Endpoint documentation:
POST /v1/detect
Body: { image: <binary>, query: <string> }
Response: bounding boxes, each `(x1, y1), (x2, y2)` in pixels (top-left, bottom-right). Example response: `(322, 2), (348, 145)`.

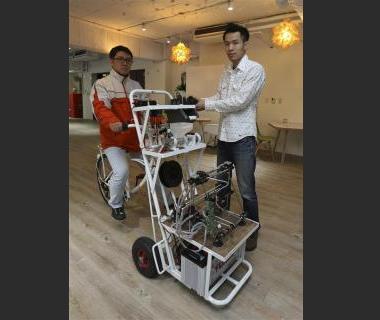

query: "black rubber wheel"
(159, 160), (183, 188)
(96, 154), (112, 206)
(132, 237), (161, 278)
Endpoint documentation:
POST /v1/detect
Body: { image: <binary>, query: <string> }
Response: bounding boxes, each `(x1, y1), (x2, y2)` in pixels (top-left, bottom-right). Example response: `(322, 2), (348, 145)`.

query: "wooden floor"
(69, 119), (303, 320)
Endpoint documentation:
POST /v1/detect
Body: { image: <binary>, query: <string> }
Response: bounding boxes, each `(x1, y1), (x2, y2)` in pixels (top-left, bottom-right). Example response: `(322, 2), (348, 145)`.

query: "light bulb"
(227, 0), (234, 11)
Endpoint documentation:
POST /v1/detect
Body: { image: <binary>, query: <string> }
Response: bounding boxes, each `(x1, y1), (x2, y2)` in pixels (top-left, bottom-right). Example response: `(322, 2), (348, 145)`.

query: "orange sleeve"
(92, 86), (120, 128)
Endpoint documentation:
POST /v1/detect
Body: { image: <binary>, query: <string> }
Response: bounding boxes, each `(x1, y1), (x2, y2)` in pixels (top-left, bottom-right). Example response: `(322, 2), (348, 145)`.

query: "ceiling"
(69, 0), (298, 42)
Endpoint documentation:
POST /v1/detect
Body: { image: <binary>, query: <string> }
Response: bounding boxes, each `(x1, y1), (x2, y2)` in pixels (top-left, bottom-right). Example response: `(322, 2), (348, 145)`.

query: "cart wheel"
(132, 237), (161, 278)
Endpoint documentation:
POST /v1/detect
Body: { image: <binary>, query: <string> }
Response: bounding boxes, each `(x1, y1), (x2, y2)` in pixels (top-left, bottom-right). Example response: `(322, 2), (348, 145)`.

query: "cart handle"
(121, 123), (136, 131)
(129, 89), (174, 104)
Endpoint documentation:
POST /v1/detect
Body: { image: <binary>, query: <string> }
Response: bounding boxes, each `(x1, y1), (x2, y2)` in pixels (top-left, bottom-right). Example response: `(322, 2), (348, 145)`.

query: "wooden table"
(195, 118), (212, 142)
(268, 121), (303, 163)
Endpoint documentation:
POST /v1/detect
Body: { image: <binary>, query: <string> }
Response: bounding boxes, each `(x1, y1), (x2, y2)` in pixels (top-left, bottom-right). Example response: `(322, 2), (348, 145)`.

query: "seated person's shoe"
(246, 231), (258, 252)
(111, 207), (126, 220)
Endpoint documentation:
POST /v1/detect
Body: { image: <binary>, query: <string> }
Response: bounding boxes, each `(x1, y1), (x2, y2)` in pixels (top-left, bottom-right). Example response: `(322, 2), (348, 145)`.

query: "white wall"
(186, 64), (225, 124)
(253, 40), (303, 156)
(188, 37), (303, 156)
(165, 58), (200, 95)
(69, 17), (164, 60)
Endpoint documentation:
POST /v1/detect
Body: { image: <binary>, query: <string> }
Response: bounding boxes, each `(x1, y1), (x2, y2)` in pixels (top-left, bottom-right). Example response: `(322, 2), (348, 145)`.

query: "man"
(90, 45), (142, 221)
(196, 23), (266, 251)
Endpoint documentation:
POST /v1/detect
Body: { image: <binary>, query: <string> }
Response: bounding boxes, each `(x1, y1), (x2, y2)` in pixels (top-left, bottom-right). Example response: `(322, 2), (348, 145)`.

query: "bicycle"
(95, 143), (148, 206)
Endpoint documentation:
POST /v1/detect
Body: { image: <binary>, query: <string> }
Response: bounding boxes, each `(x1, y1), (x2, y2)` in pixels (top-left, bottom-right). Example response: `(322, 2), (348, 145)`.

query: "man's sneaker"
(111, 207), (126, 220)
(246, 230), (258, 251)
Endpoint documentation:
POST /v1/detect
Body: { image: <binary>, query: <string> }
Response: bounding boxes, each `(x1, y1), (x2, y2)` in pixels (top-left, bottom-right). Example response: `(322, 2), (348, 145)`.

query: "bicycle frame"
(96, 144), (148, 200)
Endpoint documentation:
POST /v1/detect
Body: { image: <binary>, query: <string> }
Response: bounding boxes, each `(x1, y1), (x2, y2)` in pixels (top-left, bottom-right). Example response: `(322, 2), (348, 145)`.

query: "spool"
(158, 160), (183, 188)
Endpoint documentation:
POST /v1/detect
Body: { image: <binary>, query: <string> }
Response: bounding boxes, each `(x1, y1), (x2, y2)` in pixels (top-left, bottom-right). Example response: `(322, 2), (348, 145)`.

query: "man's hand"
(196, 99), (205, 111)
(109, 122), (123, 132)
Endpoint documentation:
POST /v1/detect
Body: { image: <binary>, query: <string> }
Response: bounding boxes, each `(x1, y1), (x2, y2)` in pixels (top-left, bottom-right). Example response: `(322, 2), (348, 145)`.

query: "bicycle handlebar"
(121, 123), (136, 131)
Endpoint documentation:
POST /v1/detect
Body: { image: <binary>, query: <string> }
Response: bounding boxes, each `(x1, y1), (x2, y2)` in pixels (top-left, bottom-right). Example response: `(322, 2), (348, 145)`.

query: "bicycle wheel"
(96, 154), (147, 205)
(96, 153), (112, 206)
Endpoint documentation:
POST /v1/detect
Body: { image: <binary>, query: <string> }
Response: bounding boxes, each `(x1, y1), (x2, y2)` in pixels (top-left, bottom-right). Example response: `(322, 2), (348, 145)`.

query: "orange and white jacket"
(90, 69), (142, 152)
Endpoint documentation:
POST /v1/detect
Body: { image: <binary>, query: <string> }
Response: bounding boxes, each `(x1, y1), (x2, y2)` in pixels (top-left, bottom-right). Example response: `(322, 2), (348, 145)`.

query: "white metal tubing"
(157, 240), (168, 273)
(131, 109), (145, 149)
(166, 265), (182, 282)
(157, 217), (177, 270)
(152, 240), (167, 275)
(129, 89), (174, 102)
(203, 252), (213, 298)
(141, 152), (177, 271)
(146, 178), (157, 242)
(141, 154), (156, 196)
(132, 105), (196, 112)
(142, 154), (163, 219)
(227, 276), (239, 286)
(206, 259), (253, 306)
(208, 258), (242, 297)
(131, 158), (145, 167)
(159, 182), (170, 214)
(151, 157), (162, 190)
(141, 110), (150, 144)
(142, 143), (206, 159)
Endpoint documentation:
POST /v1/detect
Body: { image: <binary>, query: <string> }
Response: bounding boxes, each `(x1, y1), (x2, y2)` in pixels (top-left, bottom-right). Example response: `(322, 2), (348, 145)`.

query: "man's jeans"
(217, 136), (259, 223)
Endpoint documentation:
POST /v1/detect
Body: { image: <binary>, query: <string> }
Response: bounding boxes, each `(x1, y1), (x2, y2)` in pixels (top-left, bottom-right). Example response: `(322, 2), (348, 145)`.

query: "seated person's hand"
(109, 122), (123, 132)
(196, 99), (205, 111)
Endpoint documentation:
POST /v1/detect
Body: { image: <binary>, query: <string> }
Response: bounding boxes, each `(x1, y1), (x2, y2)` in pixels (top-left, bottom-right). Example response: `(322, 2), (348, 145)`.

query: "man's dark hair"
(109, 45), (133, 59)
(223, 23), (250, 42)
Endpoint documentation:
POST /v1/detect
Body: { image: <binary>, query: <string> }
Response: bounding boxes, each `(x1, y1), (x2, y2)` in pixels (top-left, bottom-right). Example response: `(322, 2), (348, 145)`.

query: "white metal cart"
(128, 89), (259, 306)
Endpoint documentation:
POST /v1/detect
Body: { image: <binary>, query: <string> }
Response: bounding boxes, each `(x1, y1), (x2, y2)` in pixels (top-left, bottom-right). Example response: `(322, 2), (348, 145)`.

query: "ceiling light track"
(118, 0), (231, 31)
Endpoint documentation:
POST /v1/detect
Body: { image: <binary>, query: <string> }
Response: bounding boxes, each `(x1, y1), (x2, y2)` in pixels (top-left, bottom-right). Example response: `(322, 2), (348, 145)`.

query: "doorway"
(130, 69), (145, 89)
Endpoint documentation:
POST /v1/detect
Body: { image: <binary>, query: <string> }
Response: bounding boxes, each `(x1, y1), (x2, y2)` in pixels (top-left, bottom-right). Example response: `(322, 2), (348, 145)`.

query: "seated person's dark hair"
(109, 45), (133, 59)
(223, 23), (250, 42)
